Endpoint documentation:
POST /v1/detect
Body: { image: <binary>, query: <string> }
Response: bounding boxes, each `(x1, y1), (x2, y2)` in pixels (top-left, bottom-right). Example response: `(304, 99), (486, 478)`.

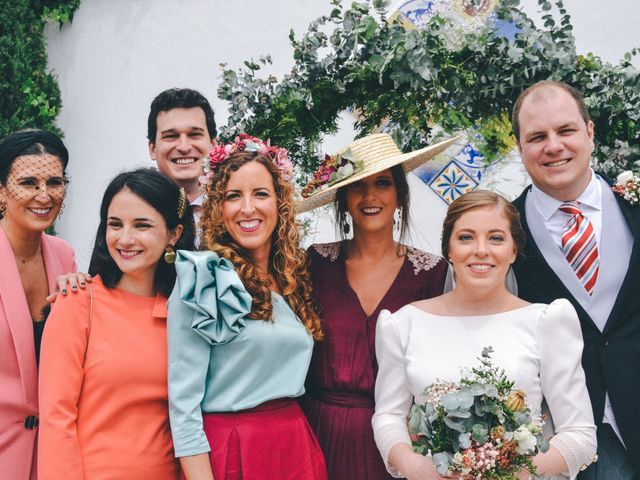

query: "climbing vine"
(0, 0), (81, 138)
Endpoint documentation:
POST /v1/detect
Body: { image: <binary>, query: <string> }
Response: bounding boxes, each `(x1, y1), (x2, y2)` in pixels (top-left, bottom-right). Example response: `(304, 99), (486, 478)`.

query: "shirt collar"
(531, 169), (601, 220)
(190, 193), (205, 207)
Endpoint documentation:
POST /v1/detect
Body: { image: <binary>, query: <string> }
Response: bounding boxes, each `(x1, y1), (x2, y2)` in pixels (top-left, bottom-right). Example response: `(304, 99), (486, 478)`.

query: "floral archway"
(217, 0), (639, 187)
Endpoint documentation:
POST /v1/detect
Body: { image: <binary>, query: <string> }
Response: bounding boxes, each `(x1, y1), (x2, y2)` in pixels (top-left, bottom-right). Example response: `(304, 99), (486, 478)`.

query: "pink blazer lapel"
(42, 234), (68, 294)
(0, 228), (37, 409)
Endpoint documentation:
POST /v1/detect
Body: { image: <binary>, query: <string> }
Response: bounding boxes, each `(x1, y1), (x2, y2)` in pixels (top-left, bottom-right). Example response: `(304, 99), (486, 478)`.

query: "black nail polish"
(61, 289), (67, 294)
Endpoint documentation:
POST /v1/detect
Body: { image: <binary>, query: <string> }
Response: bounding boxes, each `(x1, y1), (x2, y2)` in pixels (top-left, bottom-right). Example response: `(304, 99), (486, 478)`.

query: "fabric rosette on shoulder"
(174, 250), (252, 344)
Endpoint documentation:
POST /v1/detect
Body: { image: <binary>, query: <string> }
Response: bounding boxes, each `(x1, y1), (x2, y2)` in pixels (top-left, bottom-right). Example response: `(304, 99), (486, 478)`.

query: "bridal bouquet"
(407, 347), (549, 479)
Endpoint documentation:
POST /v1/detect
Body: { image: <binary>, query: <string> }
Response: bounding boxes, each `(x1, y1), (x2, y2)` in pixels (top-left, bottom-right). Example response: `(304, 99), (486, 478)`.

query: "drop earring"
(164, 245), (176, 264)
(394, 208), (402, 236)
(343, 219), (350, 235)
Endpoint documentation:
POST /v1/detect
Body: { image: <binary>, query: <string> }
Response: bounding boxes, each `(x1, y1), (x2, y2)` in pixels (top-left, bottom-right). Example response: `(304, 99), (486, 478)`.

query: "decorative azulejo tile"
(453, 142), (496, 184)
(429, 160), (478, 204)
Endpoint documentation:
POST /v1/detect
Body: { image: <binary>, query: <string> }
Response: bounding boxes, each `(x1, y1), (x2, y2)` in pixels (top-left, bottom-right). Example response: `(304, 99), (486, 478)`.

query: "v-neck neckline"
(339, 247), (408, 318)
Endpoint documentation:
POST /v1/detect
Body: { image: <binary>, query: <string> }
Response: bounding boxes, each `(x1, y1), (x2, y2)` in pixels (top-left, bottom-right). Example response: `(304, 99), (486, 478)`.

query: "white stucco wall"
(44, 0), (640, 267)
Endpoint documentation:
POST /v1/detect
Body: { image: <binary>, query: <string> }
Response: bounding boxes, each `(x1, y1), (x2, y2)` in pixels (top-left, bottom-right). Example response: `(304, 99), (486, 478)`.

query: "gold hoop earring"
(164, 245), (176, 264)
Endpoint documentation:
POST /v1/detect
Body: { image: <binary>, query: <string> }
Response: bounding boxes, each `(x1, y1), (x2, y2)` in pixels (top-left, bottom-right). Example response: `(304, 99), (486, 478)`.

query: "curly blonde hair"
(200, 151), (323, 340)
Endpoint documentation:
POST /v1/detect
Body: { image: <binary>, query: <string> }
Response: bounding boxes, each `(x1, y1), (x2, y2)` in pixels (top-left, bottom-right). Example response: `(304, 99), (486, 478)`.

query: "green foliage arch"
(218, 0), (639, 178)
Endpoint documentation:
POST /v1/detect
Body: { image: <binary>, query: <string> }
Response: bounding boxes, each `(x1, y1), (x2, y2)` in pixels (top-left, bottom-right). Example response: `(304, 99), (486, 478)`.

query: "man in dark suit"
(511, 80), (639, 479)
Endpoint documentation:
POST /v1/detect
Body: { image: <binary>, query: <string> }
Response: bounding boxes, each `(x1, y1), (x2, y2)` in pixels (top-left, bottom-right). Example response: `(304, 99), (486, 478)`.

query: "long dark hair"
(0, 129), (69, 184)
(334, 164), (410, 243)
(88, 168), (195, 297)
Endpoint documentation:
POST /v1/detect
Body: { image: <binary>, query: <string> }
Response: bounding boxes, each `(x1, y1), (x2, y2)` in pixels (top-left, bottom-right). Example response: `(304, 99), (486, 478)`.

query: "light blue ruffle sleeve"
(167, 250), (252, 457)
(173, 249), (252, 344)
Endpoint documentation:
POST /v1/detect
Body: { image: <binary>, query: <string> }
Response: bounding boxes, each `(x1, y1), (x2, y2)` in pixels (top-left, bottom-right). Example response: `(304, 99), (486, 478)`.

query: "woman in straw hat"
(298, 133), (457, 479)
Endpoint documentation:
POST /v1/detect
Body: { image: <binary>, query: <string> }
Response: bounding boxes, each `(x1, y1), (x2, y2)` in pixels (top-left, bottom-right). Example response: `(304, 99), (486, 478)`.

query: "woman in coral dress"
(38, 169), (193, 479)
(298, 133), (456, 479)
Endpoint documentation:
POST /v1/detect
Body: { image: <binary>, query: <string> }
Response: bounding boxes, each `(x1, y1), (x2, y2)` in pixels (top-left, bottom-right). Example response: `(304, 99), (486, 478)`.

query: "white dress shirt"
(190, 193), (205, 247)
(529, 170), (603, 248)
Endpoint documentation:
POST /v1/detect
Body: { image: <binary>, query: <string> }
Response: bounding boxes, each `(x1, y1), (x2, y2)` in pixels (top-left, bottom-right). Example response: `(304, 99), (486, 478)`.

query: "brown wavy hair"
(441, 190), (526, 261)
(200, 151), (323, 340)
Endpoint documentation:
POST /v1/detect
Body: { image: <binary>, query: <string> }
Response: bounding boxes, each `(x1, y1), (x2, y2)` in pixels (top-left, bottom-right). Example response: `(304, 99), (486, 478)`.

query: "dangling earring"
(0, 200), (6, 218)
(342, 212), (351, 235)
(164, 245), (176, 264)
(342, 218), (350, 235)
(58, 202), (65, 217)
(394, 208), (402, 237)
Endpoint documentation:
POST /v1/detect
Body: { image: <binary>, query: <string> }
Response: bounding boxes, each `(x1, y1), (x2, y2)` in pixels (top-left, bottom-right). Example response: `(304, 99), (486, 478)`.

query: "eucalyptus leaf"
(432, 453), (451, 476)
(472, 423), (489, 444)
(447, 409), (472, 419)
(458, 432), (472, 449)
(216, 0), (640, 178)
(443, 416), (465, 433)
(441, 393), (461, 411)
(457, 389), (475, 409)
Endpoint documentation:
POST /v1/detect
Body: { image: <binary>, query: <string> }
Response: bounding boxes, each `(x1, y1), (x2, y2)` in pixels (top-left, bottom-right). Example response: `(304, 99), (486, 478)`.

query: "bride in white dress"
(372, 190), (597, 480)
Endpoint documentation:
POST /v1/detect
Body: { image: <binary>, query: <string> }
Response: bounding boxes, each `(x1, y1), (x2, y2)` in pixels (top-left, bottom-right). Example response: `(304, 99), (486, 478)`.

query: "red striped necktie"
(559, 201), (599, 295)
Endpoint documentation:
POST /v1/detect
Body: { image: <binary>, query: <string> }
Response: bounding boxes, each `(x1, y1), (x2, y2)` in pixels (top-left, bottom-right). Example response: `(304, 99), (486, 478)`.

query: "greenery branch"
(217, 0), (639, 180)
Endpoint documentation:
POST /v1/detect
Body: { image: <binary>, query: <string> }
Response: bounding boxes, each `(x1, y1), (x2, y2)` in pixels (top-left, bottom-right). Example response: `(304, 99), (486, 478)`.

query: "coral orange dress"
(38, 276), (179, 480)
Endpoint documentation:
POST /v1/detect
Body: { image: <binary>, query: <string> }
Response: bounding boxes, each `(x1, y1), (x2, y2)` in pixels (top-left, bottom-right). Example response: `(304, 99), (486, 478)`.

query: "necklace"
(15, 246), (42, 264)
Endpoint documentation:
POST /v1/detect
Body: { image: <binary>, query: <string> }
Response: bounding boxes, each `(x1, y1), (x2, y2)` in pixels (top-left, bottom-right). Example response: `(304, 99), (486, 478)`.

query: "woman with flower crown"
(39, 168), (194, 479)
(167, 136), (327, 479)
(297, 133), (457, 480)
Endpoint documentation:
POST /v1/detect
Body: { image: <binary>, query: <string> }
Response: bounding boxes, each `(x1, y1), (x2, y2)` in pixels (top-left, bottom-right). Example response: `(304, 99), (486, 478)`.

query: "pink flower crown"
(200, 133), (293, 187)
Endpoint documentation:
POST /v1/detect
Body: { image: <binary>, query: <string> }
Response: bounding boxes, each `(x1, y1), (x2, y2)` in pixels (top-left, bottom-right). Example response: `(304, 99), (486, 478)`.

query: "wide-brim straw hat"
(296, 133), (459, 213)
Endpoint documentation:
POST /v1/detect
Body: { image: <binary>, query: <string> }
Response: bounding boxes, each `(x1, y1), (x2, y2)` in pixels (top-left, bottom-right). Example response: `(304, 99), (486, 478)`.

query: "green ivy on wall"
(0, 0), (80, 139)
(218, 0), (639, 178)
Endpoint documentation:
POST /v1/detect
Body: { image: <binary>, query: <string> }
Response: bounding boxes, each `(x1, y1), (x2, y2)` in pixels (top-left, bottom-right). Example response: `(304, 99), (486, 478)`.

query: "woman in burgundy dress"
(298, 133), (457, 479)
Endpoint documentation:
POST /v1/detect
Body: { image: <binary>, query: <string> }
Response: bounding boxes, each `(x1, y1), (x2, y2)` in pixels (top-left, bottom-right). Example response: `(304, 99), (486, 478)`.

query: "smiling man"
(511, 81), (640, 479)
(147, 88), (216, 210)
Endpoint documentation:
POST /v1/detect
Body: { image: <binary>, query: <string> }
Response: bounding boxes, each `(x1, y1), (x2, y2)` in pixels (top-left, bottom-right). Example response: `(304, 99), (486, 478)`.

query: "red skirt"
(200, 398), (327, 480)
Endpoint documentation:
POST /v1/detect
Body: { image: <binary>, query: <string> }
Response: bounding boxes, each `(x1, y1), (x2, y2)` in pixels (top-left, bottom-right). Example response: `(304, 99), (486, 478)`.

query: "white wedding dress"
(372, 299), (597, 479)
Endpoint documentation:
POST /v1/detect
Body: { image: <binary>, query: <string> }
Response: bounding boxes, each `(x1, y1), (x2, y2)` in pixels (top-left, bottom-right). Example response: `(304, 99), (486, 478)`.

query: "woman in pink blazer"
(0, 130), (76, 480)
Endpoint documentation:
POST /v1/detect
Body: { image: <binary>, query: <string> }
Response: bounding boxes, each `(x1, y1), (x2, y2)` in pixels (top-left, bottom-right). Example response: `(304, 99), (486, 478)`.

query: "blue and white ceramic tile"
(389, 0), (515, 37)
(452, 142), (499, 184)
(392, 0), (437, 29)
(428, 160), (478, 204)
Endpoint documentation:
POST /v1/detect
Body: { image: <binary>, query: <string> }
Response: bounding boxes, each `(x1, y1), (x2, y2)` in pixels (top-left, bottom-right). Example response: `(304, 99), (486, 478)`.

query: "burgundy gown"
(301, 241), (448, 480)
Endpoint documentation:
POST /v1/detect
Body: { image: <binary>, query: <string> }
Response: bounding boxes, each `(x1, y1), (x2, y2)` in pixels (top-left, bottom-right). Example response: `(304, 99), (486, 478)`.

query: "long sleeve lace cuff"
(550, 431), (597, 479)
